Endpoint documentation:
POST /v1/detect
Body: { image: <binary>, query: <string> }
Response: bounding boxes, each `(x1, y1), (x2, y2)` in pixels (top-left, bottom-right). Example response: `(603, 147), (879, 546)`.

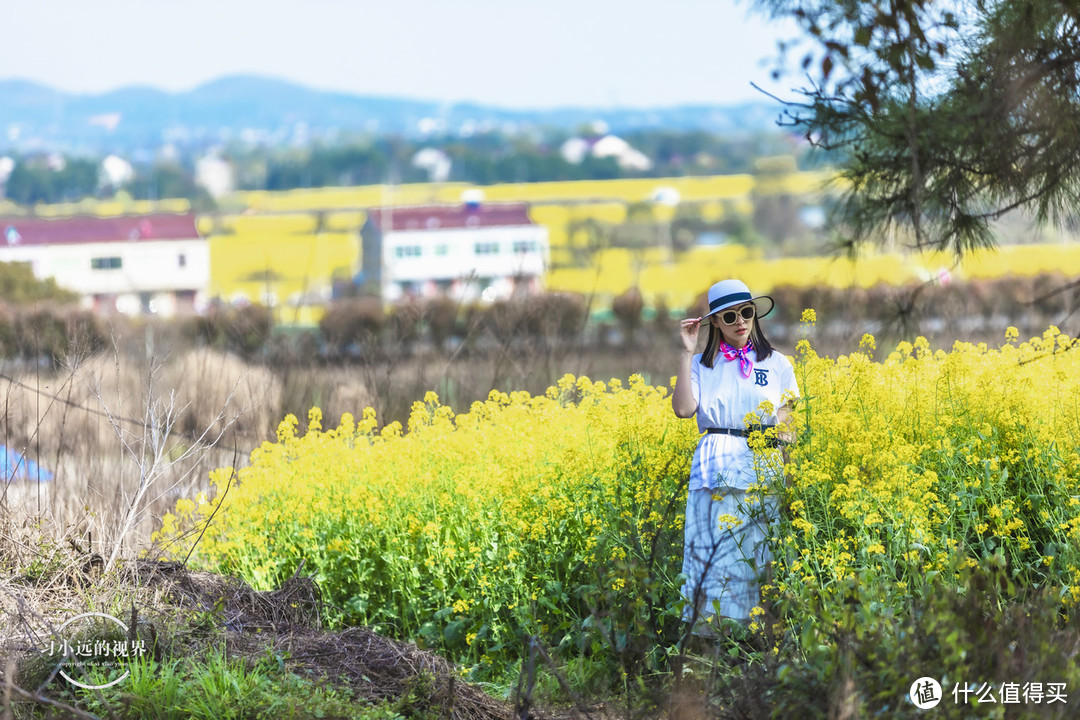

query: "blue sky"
(1, 0), (799, 108)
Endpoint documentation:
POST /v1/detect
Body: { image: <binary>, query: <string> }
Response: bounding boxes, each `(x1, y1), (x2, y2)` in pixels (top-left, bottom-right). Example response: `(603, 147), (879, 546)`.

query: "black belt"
(706, 425), (783, 447)
(706, 425), (775, 437)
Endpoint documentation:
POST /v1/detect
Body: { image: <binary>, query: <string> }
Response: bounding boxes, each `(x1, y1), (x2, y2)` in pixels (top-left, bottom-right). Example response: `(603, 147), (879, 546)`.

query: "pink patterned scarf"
(720, 340), (754, 378)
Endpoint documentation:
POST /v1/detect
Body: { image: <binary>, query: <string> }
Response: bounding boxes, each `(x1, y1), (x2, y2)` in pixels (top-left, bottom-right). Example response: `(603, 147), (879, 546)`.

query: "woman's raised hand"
(679, 317), (703, 354)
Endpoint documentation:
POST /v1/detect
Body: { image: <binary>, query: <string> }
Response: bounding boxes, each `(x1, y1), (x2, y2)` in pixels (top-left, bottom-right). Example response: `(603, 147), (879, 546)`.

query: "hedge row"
(316, 292), (589, 358)
(0, 304), (105, 364)
(3, 272), (1073, 365)
(311, 272), (1076, 356)
(758, 272), (1077, 327)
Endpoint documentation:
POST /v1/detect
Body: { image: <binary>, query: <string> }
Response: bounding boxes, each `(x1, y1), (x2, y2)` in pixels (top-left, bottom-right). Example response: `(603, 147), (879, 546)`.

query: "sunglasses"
(717, 305), (756, 325)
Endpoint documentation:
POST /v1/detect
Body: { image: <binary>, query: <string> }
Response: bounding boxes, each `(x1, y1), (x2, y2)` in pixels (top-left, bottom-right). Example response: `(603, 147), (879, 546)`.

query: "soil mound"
(1, 558), (509, 720)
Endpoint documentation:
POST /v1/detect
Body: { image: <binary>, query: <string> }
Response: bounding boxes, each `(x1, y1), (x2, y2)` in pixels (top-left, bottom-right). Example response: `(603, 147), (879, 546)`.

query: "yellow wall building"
(207, 214), (361, 324)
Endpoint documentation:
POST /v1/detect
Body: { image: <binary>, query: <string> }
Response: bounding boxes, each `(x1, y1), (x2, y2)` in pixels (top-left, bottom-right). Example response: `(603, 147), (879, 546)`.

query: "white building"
(360, 203), (549, 303)
(195, 154), (236, 199)
(100, 155), (135, 189)
(590, 135), (653, 172)
(560, 137), (590, 164)
(0, 213), (208, 316)
(559, 133), (653, 172)
(411, 148), (452, 183)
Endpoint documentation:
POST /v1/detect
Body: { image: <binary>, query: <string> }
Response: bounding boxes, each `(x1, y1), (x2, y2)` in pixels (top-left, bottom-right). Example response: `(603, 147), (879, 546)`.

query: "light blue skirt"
(681, 486), (777, 623)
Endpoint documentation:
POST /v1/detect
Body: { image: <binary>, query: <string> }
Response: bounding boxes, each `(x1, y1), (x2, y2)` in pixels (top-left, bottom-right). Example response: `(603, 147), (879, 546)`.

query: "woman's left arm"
(777, 402), (795, 445)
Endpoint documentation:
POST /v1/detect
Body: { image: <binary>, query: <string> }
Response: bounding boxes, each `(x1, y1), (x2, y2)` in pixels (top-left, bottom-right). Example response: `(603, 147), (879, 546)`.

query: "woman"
(672, 278), (799, 634)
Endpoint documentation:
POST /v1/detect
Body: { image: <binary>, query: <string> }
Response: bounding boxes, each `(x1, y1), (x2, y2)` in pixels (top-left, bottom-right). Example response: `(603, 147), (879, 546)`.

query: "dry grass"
(0, 545), (513, 720)
(0, 346), (280, 552)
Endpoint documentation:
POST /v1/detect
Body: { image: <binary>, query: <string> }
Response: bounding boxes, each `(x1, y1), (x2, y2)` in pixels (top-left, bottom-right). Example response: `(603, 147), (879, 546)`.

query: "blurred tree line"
(240, 128), (807, 190)
(4, 157), (100, 206)
(1, 128), (808, 206)
(1, 154), (216, 209)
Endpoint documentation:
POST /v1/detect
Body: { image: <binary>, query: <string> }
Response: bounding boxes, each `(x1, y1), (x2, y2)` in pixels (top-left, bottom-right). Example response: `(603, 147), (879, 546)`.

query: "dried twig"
(91, 347), (245, 574)
(8, 684), (102, 720)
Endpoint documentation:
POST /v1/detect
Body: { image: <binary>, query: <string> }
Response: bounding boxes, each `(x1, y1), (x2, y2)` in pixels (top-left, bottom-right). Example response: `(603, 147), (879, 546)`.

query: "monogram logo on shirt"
(754, 369), (769, 387)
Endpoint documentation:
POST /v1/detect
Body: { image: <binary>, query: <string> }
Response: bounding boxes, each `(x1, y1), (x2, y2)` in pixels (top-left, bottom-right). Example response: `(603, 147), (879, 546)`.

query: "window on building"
(435, 244), (449, 256)
(178, 253), (187, 268)
(394, 245), (422, 258)
(474, 242), (500, 255)
(512, 240), (537, 253)
(91, 257), (122, 270)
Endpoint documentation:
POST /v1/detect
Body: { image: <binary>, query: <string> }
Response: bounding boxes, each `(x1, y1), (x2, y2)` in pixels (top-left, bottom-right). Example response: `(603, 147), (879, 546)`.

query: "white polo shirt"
(688, 347), (800, 490)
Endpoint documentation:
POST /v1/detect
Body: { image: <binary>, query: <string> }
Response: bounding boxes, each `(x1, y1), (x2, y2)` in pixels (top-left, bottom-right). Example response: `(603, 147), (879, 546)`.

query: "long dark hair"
(700, 309), (774, 368)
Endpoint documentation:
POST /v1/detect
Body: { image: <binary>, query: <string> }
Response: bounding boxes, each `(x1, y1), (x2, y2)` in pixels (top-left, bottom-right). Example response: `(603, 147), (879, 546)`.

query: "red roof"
(369, 203), (534, 232)
(0, 213), (200, 246)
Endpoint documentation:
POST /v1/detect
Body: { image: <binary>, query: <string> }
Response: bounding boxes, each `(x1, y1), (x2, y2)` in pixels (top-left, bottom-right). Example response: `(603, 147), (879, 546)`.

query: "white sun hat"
(701, 279), (775, 319)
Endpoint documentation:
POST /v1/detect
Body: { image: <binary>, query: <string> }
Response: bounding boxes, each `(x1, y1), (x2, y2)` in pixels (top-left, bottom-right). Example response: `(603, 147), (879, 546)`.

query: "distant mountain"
(0, 74), (784, 153)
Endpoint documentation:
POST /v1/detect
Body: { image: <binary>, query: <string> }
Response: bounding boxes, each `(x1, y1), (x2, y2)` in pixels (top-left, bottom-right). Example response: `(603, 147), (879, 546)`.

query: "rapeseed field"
(159, 322), (1080, 686)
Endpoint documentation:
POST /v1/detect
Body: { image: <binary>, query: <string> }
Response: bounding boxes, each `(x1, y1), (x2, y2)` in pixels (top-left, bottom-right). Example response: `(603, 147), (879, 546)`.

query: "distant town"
(0, 75), (803, 209)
